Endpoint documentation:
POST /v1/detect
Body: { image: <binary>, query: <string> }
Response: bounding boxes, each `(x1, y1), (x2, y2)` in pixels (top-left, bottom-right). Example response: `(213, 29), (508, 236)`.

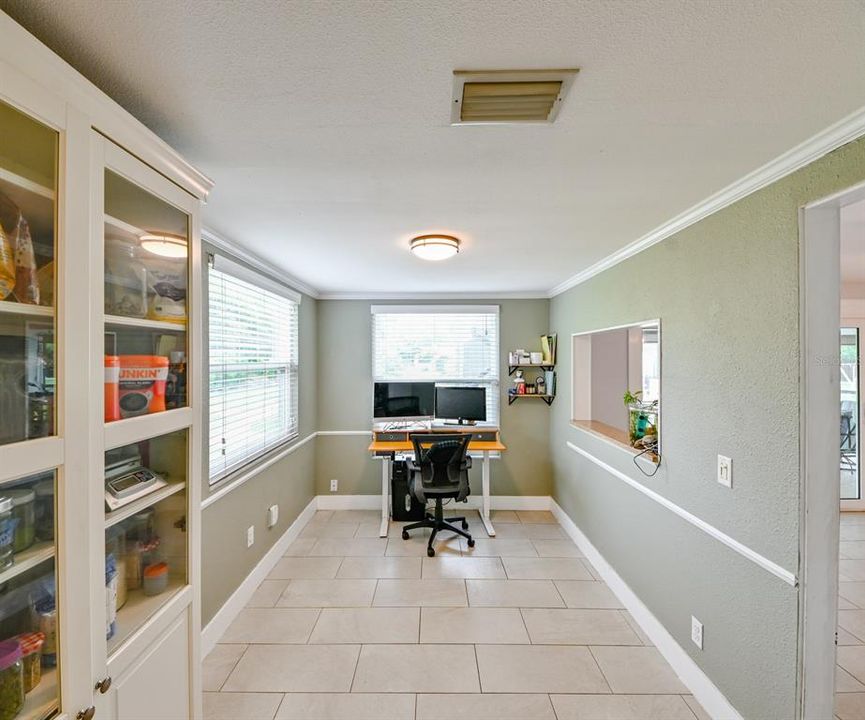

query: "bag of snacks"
(0, 223), (13, 300)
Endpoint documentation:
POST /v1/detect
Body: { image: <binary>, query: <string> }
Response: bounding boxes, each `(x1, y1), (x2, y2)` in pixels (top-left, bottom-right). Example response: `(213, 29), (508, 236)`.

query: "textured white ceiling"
(3, 0), (865, 295)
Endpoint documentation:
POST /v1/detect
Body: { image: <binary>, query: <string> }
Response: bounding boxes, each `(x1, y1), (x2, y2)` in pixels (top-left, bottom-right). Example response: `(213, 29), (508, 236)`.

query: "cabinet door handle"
(77, 707), (96, 720)
(95, 677), (112, 694)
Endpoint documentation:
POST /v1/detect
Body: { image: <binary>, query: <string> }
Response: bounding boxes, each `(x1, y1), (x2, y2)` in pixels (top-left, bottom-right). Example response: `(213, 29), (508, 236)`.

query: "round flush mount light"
(140, 232), (188, 258)
(409, 234), (460, 261)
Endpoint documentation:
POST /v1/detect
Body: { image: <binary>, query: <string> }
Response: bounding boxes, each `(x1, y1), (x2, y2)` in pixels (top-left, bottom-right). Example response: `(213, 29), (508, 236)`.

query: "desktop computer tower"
(391, 460), (425, 521)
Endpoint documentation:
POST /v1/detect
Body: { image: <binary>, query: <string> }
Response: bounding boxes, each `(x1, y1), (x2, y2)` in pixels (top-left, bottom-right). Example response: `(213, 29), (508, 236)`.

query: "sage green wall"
(316, 299), (552, 496)
(201, 291), (318, 624)
(550, 136), (865, 719)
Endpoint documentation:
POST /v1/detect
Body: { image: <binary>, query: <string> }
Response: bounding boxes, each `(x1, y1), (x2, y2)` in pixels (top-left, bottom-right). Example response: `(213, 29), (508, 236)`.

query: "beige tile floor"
(204, 509), (711, 719)
(837, 513), (865, 720)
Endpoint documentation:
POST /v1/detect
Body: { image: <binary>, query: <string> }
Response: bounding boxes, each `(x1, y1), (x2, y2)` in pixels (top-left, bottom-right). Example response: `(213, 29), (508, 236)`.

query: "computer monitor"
(435, 386), (487, 425)
(373, 382), (435, 420)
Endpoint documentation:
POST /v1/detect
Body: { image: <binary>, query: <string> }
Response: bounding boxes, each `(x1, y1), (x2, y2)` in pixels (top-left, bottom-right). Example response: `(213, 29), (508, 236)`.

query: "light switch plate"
(267, 504), (279, 528)
(330, 479), (338, 492)
(717, 455), (732, 488)
(691, 616), (704, 650)
(247, 526), (255, 548)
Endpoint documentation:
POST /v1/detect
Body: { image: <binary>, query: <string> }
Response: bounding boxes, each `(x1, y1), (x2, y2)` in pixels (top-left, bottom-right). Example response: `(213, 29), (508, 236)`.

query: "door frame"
(800, 180), (865, 718)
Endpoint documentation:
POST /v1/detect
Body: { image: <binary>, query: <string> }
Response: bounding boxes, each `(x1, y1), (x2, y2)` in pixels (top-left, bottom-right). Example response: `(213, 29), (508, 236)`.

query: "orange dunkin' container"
(104, 356), (120, 422)
(117, 355), (169, 418)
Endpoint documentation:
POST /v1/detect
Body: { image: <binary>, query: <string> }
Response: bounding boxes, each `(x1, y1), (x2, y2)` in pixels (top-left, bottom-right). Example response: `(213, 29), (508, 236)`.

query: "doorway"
(801, 184), (865, 719)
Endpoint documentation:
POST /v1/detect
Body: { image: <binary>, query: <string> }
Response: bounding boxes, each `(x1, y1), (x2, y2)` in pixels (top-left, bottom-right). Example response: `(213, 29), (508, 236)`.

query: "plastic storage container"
(0, 640), (24, 720)
(12, 632), (44, 693)
(106, 527), (127, 609)
(33, 478), (54, 542)
(6, 489), (35, 554)
(143, 562), (168, 597)
(33, 597), (56, 668)
(105, 237), (147, 317)
(0, 498), (14, 571)
(104, 356), (120, 422)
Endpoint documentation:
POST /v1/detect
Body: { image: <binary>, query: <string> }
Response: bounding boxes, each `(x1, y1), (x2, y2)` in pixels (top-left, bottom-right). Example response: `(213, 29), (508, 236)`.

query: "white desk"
(368, 429), (506, 538)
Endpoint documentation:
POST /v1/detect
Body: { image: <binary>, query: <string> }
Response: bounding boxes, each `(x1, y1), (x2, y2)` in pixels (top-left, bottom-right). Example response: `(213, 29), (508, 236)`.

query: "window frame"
(205, 249), (301, 486)
(370, 304), (500, 426)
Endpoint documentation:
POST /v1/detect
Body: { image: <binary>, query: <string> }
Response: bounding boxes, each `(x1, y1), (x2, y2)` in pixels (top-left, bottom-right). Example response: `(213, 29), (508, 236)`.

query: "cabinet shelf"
(107, 578), (186, 657)
(508, 393), (555, 406)
(105, 314), (185, 332)
(20, 666), (58, 720)
(0, 300), (53, 318)
(105, 481), (186, 529)
(104, 407), (193, 450)
(0, 541), (55, 586)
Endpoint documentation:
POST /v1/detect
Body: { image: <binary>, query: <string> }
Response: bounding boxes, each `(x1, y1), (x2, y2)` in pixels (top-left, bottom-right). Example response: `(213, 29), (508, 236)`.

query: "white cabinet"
(0, 12), (209, 720)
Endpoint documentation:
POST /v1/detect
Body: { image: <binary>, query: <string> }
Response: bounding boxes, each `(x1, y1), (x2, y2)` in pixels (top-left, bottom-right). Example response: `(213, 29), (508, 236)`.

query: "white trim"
(321, 291), (546, 300)
(315, 494), (551, 511)
(201, 498), (317, 656)
(566, 441), (797, 587)
(211, 253), (302, 303)
(370, 304), (500, 314)
(202, 227), (320, 299)
(550, 500), (743, 720)
(202, 433), (317, 509)
(549, 104), (865, 297)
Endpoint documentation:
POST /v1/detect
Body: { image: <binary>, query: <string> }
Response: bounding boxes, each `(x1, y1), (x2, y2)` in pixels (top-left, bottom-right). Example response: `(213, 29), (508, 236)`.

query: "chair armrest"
(462, 456), (473, 470)
(406, 459), (421, 473)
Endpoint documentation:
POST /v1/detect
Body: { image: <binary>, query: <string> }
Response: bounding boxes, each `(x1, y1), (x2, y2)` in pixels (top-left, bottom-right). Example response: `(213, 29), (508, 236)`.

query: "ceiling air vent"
(451, 69), (579, 125)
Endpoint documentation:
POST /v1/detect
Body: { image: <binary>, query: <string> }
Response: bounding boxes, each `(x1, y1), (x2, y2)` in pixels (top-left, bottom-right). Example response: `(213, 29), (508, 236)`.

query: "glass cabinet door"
(104, 170), (189, 422)
(0, 100), (57, 446)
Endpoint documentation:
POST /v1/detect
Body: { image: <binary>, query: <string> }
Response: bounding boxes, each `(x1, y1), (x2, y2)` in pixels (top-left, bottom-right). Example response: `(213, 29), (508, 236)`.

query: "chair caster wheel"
(467, 538), (475, 547)
(402, 530), (410, 540)
(461, 521), (469, 530)
(427, 547), (436, 557)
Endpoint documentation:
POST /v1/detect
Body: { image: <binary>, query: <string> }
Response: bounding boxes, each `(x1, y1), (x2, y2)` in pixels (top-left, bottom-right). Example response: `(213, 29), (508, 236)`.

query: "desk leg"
(380, 457), (390, 538)
(481, 450), (495, 536)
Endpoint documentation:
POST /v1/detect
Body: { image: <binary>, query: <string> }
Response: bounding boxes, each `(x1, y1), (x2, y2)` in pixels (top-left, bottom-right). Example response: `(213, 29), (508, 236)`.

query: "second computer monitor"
(435, 386), (487, 425)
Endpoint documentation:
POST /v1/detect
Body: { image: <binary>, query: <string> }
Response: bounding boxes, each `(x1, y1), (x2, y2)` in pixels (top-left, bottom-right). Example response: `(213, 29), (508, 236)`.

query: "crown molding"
(202, 227), (321, 299)
(317, 290), (548, 301)
(548, 103), (865, 298)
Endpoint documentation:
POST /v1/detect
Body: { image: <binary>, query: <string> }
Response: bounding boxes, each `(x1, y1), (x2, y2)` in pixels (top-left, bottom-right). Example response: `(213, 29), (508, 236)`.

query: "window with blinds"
(208, 255), (299, 483)
(371, 305), (499, 424)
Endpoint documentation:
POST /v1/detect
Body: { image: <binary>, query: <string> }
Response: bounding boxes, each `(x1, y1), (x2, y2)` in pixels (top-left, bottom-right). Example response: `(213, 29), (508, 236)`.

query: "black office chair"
(402, 434), (476, 557)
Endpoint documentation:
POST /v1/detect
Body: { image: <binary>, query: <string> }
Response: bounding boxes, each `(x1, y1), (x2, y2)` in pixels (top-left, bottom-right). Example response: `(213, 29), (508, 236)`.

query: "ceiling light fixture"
(409, 234), (460, 261)
(140, 232), (188, 258)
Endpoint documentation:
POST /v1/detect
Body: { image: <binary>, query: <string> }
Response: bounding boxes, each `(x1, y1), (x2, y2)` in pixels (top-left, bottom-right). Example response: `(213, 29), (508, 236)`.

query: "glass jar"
(105, 237), (147, 318)
(11, 632), (43, 693)
(0, 639), (23, 720)
(6, 489), (35, 554)
(0, 499), (13, 571)
(33, 478), (54, 543)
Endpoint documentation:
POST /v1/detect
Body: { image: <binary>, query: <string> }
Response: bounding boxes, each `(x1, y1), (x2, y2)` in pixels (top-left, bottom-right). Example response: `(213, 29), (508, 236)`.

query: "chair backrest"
(410, 433), (471, 487)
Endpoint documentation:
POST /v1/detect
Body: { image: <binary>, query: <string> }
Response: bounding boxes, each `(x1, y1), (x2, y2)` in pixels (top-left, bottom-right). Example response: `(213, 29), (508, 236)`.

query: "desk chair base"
(401, 498), (475, 557)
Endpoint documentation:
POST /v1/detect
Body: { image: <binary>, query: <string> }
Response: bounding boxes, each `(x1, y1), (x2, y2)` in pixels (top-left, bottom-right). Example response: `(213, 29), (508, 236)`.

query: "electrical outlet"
(246, 526), (255, 548)
(330, 479), (338, 492)
(267, 504), (279, 528)
(717, 455), (732, 488)
(691, 616), (704, 650)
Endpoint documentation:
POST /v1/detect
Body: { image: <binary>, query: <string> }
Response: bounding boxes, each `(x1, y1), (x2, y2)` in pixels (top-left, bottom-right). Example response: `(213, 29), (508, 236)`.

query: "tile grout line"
(585, 645), (615, 695)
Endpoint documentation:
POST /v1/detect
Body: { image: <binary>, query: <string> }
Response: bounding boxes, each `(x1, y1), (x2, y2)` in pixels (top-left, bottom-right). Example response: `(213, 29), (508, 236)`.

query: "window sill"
(570, 420), (659, 465)
(203, 432), (307, 508)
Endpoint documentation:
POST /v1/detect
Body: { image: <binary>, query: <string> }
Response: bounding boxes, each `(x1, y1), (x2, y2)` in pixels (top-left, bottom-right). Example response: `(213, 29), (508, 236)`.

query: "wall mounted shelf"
(508, 393), (555, 406)
(508, 363), (555, 376)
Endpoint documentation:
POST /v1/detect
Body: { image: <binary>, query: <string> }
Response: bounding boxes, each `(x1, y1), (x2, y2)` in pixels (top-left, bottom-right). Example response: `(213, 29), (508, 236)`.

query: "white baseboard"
(201, 498), (317, 656)
(316, 494), (551, 511)
(550, 500), (742, 720)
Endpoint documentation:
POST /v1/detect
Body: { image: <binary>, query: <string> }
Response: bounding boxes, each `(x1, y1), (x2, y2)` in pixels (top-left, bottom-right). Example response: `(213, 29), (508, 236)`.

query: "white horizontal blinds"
(209, 262), (299, 482)
(372, 306), (499, 424)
